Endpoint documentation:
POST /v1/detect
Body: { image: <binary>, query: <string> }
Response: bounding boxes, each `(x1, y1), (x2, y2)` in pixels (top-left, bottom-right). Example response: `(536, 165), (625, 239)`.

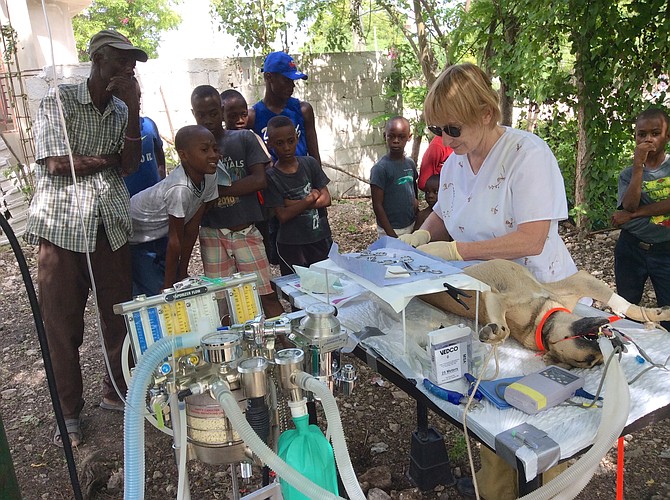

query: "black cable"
(0, 213), (83, 500)
(307, 400), (318, 426)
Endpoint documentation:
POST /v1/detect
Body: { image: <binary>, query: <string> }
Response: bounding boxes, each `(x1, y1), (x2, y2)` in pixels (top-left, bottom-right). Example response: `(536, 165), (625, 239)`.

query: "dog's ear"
(570, 316), (610, 336)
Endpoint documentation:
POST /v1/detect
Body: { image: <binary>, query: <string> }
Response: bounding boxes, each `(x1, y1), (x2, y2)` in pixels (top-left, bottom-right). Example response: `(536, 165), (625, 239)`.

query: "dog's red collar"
(535, 307), (571, 351)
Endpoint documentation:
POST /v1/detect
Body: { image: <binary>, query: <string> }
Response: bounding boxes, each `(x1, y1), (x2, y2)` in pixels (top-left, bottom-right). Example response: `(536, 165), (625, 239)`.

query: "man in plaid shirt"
(25, 30), (147, 447)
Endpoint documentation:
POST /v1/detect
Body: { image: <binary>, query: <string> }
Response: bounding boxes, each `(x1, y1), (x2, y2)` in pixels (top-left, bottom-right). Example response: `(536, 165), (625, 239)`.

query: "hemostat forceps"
(402, 261), (443, 275)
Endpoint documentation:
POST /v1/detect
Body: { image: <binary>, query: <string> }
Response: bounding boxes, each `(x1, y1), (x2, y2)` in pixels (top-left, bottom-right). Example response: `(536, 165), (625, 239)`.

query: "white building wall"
(1, 0), (88, 70)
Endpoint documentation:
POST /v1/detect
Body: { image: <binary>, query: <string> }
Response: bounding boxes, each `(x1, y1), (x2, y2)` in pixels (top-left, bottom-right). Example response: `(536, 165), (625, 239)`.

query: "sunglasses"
(428, 124), (462, 138)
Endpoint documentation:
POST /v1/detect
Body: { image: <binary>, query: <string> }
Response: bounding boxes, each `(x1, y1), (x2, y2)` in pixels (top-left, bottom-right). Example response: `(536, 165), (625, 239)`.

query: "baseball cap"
(87, 29), (148, 62)
(262, 52), (308, 80)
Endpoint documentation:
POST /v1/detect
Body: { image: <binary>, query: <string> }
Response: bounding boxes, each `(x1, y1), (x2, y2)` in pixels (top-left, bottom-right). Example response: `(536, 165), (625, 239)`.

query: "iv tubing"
(211, 381), (346, 500)
(124, 333), (200, 500)
(294, 371), (366, 500)
(520, 337), (630, 500)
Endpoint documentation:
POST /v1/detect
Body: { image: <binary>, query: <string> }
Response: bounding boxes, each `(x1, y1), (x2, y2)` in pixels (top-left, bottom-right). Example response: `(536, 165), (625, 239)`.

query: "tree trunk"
(574, 74), (590, 232)
(410, 0), (433, 166)
(526, 103), (539, 133)
(572, 13), (593, 233)
(499, 81), (513, 126)
(498, 12), (519, 127)
(413, 0), (436, 87)
(411, 133), (422, 166)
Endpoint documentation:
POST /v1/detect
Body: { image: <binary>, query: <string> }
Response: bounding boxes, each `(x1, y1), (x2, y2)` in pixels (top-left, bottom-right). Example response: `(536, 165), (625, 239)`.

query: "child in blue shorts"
(129, 125), (218, 296)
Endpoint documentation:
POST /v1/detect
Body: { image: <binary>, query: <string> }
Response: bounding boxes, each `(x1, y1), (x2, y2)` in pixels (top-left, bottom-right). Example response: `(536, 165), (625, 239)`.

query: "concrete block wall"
(0, 137), (30, 245)
(23, 51), (398, 198)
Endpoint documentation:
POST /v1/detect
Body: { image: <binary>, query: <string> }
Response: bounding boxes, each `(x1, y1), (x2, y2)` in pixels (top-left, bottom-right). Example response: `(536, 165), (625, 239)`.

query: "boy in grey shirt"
(370, 116), (418, 238)
(130, 125), (218, 296)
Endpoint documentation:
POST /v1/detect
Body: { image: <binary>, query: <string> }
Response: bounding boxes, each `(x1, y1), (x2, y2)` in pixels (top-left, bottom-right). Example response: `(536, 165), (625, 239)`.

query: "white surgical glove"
(398, 229), (431, 248)
(417, 241), (463, 261)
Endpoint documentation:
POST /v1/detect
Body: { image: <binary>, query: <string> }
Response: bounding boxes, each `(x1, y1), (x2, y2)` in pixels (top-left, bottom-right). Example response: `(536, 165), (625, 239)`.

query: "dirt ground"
(1, 198), (670, 500)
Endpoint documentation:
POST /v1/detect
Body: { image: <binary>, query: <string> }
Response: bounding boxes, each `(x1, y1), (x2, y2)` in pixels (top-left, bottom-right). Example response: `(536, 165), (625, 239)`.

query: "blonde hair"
(424, 63), (501, 128)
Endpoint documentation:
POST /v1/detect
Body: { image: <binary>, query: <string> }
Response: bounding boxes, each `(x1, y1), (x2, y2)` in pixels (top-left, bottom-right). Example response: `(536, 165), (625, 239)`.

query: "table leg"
(408, 400), (455, 490)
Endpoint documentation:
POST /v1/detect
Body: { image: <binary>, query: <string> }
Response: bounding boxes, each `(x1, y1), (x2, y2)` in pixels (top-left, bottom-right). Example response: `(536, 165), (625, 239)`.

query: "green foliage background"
(70, 0), (670, 229)
(449, 0), (669, 228)
(72, 0), (181, 61)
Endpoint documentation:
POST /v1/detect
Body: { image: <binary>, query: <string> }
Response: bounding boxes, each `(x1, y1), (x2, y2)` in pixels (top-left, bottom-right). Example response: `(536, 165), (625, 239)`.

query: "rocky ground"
(1, 198), (670, 500)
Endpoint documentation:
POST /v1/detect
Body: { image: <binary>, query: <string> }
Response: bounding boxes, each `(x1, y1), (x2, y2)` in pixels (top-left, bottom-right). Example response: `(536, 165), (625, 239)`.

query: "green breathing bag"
(277, 414), (339, 499)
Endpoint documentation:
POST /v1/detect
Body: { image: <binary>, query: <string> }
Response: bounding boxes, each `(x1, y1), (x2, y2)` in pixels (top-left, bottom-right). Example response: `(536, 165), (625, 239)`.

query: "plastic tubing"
(210, 380), (346, 500)
(176, 400), (189, 500)
(520, 337), (630, 500)
(124, 333), (201, 500)
(122, 334), (133, 387)
(121, 335), (174, 437)
(294, 371), (366, 500)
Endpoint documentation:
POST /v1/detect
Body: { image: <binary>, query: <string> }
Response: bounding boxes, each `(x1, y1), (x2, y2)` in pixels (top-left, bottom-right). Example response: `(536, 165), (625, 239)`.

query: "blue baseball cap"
(262, 52), (308, 80)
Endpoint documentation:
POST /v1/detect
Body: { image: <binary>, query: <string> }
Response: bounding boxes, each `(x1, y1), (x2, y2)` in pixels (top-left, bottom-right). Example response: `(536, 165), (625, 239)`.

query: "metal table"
(272, 272), (670, 495)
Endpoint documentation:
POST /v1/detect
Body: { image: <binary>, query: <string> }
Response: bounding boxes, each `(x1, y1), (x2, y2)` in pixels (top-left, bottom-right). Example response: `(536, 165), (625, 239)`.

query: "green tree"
(210, 0), (290, 55)
(208, 0), (407, 55)
(209, 0), (457, 161)
(568, 0), (670, 229)
(72, 0), (182, 61)
(370, 0), (459, 160)
(302, 1), (404, 53)
(451, 0), (670, 229)
(210, 0), (669, 228)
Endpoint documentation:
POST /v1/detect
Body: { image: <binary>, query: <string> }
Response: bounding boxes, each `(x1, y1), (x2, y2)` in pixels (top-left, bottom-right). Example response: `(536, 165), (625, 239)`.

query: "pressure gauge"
(200, 331), (241, 364)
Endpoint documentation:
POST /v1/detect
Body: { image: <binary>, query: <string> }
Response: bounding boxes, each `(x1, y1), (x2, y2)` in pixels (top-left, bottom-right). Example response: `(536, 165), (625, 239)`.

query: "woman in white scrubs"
(403, 63), (576, 284)
(402, 62), (576, 499)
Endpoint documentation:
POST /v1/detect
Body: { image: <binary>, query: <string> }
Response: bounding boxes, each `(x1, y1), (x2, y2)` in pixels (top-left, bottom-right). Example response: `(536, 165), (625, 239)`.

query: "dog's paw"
(479, 323), (508, 343)
(643, 321), (668, 332)
(652, 306), (670, 322)
(478, 323), (497, 342)
(626, 304), (670, 324)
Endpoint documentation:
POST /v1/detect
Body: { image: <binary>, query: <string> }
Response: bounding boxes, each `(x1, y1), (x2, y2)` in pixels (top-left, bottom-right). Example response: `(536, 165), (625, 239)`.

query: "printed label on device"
(428, 324), (472, 385)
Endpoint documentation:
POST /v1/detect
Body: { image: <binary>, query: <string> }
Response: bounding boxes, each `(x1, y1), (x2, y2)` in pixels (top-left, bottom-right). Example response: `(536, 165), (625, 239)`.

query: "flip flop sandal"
(53, 418), (83, 448)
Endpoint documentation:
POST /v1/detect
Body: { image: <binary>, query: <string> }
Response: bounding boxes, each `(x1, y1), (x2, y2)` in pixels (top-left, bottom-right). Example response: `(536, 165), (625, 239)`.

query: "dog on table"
(420, 259), (670, 368)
